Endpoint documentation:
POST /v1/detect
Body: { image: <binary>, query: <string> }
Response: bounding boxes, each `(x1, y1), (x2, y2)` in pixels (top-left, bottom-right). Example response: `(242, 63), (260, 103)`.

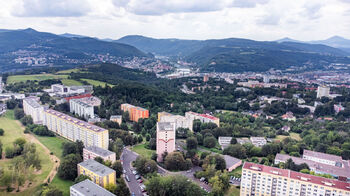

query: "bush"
(5, 146), (15, 158)
(0, 128), (4, 136)
(203, 136), (217, 148)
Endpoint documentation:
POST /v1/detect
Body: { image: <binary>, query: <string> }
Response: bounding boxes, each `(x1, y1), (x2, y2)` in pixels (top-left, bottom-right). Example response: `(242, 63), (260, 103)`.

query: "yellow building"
(42, 109), (109, 149)
(241, 162), (350, 196)
(78, 159), (116, 188)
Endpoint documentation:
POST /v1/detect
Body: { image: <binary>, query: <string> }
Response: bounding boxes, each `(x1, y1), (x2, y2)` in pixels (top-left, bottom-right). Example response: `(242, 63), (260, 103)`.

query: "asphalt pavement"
(121, 148), (144, 196)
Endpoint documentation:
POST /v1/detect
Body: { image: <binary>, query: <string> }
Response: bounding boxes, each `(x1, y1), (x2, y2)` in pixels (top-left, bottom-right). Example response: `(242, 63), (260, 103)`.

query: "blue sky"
(0, 0), (349, 41)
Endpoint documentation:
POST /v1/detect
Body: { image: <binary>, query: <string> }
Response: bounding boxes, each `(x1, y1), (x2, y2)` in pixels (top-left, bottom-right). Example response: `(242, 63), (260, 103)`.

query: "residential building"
(23, 97), (44, 124)
(203, 75), (209, 82)
(45, 84), (93, 97)
(42, 109), (109, 149)
(158, 112), (192, 131)
(70, 98), (94, 120)
(250, 137), (267, 147)
(185, 111), (220, 127)
(317, 85), (330, 98)
(156, 122), (176, 162)
(223, 155), (242, 172)
(83, 146), (116, 163)
(237, 138), (251, 145)
(275, 153), (350, 182)
(218, 136), (232, 150)
(334, 104), (345, 114)
(303, 149), (343, 167)
(0, 77), (3, 93)
(70, 179), (115, 196)
(282, 111), (296, 121)
(64, 93), (92, 103)
(110, 115), (122, 125)
(77, 159), (116, 188)
(120, 103), (149, 122)
(241, 162), (350, 196)
(281, 125), (291, 132)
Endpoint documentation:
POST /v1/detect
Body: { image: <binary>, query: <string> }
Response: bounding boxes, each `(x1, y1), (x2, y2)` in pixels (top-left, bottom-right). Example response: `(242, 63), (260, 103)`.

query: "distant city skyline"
(0, 0), (350, 41)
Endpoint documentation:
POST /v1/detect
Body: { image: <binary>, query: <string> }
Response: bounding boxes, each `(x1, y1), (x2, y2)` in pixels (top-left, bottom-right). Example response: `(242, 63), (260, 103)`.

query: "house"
(282, 112), (296, 121)
(250, 137), (267, 147)
(223, 155), (242, 172)
(281, 126), (290, 132)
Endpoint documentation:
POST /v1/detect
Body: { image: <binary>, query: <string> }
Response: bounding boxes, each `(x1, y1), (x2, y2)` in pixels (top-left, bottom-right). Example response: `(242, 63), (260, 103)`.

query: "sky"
(0, 0), (350, 41)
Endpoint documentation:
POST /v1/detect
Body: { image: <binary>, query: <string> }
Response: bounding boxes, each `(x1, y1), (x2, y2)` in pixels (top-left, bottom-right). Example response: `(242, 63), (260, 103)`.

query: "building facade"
(158, 112), (192, 131)
(317, 85), (330, 98)
(23, 97), (44, 124)
(250, 137), (267, 147)
(42, 109), (109, 149)
(70, 98), (95, 119)
(120, 103), (149, 122)
(110, 115), (122, 125)
(70, 179), (115, 196)
(218, 137), (232, 150)
(77, 159), (116, 188)
(185, 111), (220, 127)
(241, 162), (350, 196)
(156, 122), (176, 162)
(303, 150), (343, 167)
(83, 146), (116, 163)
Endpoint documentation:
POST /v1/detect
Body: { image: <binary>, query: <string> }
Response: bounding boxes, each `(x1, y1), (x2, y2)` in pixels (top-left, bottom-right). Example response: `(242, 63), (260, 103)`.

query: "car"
(200, 177), (205, 182)
(140, 184), (146, 192)
(125, 175), (130, 182)
(123, 169), (126, 174)
(132, 170), (138, 175)
(135, 174), (141, 180)
(137, 179), (143, 183)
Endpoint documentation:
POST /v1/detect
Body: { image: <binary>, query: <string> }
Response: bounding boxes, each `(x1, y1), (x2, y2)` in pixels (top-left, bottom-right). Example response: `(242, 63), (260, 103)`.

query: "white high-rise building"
(156, 122), (176, 162)
(317, 85), (330, 98)
(70, 99), (95, 120)
(23, 97), (44, 124)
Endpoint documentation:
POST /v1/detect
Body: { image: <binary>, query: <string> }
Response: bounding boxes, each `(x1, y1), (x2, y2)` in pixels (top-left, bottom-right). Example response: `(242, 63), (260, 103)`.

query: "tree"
(62, 142), (80, 157)
(105, 183), (117, 194)
(148, 138), (156, 150)
(0, 128), (4, 136)
(40, 92), (51, 104)
(57, 154), (82, 180)
(193, 120), (202, 132)
(164, 152), (187, 171)
(74, 175), (91, 184)
(203, 154), (226, 171)
(111, 161), (123, 178)
(14, 108), (24, 120)
(223, 144), (247, 159)
(186, 137), (198, 150)
(209, 171), (230, 196)
(94, 156), (104, 164)
(230, 138), (237, 144)
(135, 156), (158, 175)
(203, 136), (217, 148)
(20, 115), (33, 126)
(138, 135), (143, 143)
(115, 178), (130, 196)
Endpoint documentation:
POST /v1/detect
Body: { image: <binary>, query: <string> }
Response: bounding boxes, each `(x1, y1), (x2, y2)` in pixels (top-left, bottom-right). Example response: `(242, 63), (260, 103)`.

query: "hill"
(0, 28), (148, 72)
(117, 35), (350, 72)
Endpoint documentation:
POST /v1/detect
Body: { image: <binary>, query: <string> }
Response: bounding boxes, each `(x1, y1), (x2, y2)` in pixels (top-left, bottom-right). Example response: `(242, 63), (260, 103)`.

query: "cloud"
(13, 0), (91, 17)
(112, 0), (269, 15)
(302, 3), (323, 19)
(257, 13), (281, 25)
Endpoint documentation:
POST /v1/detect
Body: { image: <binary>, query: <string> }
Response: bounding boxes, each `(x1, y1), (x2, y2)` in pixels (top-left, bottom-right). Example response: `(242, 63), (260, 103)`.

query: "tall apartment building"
(77, 159), (116, 188)
(156, 122), (176, 162)
(120, 103), (149, 122)
(70, 99), (95, 120)
(241, 162), (350, 196)
(185, 111), (220, 127)
(70, 179), (115, 196)
(83, 146), (116, 163)
(23, 97), (44, 124)
(317, 85), (330, 98)
(303, 150), (343, 167)
(158, 112), (192, 131)
(42, 109), (109, 149)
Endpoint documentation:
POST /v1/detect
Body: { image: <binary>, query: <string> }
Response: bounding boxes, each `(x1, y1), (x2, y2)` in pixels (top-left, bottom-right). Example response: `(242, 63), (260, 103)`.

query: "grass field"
(7, 74), (68, 84)
(276, 132), (301, 141)
(34, 135), (68, 160)
(56, 68), (81, 74)
(225, 186), (240, 196)
(81, 79), (114, 87)
(61, 79), (83, 86)
(50, 176), (74, 196)
(131, 143), (155, 159)
(0, 111), (53, 195)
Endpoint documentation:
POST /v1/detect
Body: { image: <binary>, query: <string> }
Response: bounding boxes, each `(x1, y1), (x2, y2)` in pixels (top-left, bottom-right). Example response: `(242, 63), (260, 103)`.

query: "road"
(121, 148), (144, 196)
(180, 166), (212, 192)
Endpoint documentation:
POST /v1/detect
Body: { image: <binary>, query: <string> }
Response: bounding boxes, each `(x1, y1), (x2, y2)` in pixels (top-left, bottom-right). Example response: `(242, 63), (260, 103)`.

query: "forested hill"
(0, 28), (148, 72)
(117, 35), (350, 73)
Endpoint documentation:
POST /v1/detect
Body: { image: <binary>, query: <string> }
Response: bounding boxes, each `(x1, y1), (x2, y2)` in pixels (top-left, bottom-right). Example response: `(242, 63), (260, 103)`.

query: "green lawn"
(228, 166), (242, 178)
(56, 68), (81, 74)
(81, 79), (114, 87)
(276, 132), (301, 141)
(225, 186), (240, 196)
(50, 176), (74, 196)
(0, 111), (53, 195)
(131, 143), (155, 159)
(61, 79), (83, 86)
(34, 135), (68, 160)
(6, 74), (68, 84)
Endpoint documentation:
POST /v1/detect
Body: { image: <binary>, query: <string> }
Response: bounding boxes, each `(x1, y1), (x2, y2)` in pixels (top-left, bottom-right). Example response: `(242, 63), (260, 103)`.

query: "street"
(121, 148), (144, 196)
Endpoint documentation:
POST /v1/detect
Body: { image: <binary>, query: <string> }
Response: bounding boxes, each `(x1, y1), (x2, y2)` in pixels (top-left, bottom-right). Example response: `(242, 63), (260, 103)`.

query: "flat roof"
(78, 159), (115, 177)
(243, 162), (350, 192)
(44, 109), (107, 133)
(157, 122), (175, 131)
(70, 179), (115, 196)
(121, 103), (148, 111)
(23, 97), (42, 108)
(186, 111), (219, 121)
(223, 155), (241, 169)
(84, 146), (115, 157)
(303, 149), (343, 162)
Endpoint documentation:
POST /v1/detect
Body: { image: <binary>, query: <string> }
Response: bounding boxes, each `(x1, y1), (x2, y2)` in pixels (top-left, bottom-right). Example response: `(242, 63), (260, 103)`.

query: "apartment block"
(185, 111), (220, 127)
(250, 137), (267, 147)
(70, 98), (95, 120)
(70, 179), (115, 196)
(156, 122), (176, 162)
(23, 97), (44, 124)
(303, 150), (343, 167)
(218, 136), (232, 150)
(83, 146), (116, 163)
(78, 159), (116, 188)
(241, 162), (350, 196)
(317, 85), (330, 98)
(42, 109), (109, 149)
(110, 115), (122, 125)
(120, 103), (149, 122)
(158, 112), (192, 131)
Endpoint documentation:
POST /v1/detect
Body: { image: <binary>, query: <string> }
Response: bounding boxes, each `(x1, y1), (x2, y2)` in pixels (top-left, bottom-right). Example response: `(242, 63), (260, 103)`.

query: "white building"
(303, 149), (343, 167)
(185, 111), (220, 127)
(250, 137), (267, 147)
(159, 113), (192, 131)
(23, 97), (44, 124)
(156, 122), (176, 162)
(45, 84), (93, 96)
(70, 179), (115, 196)
(218, 136), (232, 150)
(70, 98), (94, 120)
(317, 85), (330, 98)
(83, 146), (116, 163)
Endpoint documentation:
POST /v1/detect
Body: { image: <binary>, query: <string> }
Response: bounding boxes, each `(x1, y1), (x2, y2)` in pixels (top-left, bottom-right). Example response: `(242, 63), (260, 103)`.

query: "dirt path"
(16, 121), (60, 184)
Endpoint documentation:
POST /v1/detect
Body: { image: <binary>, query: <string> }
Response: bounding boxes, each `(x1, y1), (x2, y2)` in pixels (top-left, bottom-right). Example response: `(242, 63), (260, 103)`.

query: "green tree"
(186, 137), (198, 150)
(14, 108), (24, 120)
(57, 154), (82, 180)
(0, 128), (4, 136)
(164, 152), (187, 171)
(111, 161), (123, 178)
(203, 136), (217, 148)
(74, 175), (91, 184)
(223, 144), (247, 159)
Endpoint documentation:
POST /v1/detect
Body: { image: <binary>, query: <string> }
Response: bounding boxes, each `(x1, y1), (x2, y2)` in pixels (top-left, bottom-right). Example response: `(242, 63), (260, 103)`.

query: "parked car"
(135, 174), (141, 180)
(140, 184), (146, 192)
(132, 170), (138, 175)
(137, 179), (143, 183)
(125, 175), (130, 182)
(200, 177), (205, 182)
(123, 169), (126, 174)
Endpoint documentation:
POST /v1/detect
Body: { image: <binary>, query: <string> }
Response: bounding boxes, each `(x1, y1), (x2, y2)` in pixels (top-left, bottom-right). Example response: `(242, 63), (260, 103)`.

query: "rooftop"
(64, 93), (92, 102)
(84, 146), (115, 157)
(78, 159), (115, 177)
(121, 103), (148, 111)
(243, 162), (350, 192)
(70, 179), (115, 196)
(187, 111), (219, 120)
(157, 122), (175, 131)
(303, 149), (343, 163)
(23, 97), (42, 108)
(223, 155), (241, 169)
(44, 109), (107, 133)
